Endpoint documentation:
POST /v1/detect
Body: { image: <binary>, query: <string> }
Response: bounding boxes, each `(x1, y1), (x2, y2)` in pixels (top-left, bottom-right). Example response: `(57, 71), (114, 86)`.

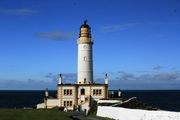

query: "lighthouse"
(38, 21), (109, 111)
(77, 20), (93, 84)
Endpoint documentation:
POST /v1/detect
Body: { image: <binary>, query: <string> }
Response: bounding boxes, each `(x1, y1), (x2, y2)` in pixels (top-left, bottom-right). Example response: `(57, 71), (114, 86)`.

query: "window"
(99, 90), (102, 95)
(96, 89), (98, 95)
(64, 89), (73, 96)
(67, 90), (69, 95)
(81, 88), (85, 95)
(64, 90), (66, 95)
(64, 101), (73, 107)
(84, 78), (86, 83)
(70, 101), (72, 106)
(93, 89), (102, 95)
(70, 90), (72, 95)
(83, 56), (87, 61)
(93, 89), (96, 95)
(67, 101), (69, 106)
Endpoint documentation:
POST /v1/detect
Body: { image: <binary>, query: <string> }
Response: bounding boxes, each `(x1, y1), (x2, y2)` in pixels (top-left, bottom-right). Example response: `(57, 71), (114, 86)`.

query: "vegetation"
(0, 109), (72, 120)
(0, 109), (114, 120)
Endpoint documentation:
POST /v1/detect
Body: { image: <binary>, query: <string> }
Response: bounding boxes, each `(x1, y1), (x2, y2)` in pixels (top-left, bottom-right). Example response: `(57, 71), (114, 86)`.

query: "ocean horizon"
(0, 90), (180, 112)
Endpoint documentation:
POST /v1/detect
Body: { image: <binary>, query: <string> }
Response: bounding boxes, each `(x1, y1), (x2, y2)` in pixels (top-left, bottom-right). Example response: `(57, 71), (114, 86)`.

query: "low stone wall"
(97, 106), (180, 120)
(46, 99), (60, 108)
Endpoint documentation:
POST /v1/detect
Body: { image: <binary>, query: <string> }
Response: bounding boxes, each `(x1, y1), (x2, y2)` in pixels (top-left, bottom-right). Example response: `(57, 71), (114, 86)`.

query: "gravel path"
(69, 111), (101, 120)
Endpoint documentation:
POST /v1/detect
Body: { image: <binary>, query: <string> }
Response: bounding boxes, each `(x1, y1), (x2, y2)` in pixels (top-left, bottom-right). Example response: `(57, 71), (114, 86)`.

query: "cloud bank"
(44, 72), (76, 83)
(0, 69), (180, 90)
(153, 65), (164, 70)
(108, 71), (180, 90)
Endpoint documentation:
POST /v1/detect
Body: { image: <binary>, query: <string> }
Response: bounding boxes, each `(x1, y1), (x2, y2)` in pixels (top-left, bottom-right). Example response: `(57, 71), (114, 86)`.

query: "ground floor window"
(64, 101), (72, 107)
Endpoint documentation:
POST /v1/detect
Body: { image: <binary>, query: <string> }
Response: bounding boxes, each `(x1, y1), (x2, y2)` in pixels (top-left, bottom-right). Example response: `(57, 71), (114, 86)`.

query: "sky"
(0, 0), (180, 90)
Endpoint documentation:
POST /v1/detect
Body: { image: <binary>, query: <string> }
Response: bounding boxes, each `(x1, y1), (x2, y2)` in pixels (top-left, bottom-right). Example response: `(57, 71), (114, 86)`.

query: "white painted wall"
(97, 106), (180, 120)
(77, 43), (93, 84)
(98, 100), (122, 104)
(37, 103), (45, 109)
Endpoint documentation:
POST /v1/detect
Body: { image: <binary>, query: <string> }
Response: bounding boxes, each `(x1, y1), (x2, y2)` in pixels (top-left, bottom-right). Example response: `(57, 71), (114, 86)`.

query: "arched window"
(81, 88), (85, 95)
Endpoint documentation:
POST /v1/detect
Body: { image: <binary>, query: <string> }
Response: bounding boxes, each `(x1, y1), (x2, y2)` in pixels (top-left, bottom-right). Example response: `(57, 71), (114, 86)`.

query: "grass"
(0, 109), (72, 120)
(0, 109), (114, 120)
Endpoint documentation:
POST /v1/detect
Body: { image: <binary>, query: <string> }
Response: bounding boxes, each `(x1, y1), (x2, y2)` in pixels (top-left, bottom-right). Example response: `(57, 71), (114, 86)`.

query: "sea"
(0, 90), (180, 112)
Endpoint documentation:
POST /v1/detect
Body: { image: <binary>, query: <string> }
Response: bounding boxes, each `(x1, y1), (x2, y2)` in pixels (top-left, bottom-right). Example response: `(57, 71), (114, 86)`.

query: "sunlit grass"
(0, 109), (72, 120)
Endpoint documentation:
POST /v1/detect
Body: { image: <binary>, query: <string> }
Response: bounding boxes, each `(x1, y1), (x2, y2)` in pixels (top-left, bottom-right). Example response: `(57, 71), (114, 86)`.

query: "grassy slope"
(0, 109), (72, 120)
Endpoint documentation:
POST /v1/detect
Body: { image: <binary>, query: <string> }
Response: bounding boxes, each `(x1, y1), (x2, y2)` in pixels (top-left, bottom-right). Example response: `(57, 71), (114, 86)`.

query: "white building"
(37, 21), (109, 112)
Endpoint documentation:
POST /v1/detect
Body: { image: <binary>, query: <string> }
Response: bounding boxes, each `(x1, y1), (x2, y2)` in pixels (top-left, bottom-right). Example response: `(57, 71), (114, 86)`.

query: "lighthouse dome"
(79, 20), (91, 39)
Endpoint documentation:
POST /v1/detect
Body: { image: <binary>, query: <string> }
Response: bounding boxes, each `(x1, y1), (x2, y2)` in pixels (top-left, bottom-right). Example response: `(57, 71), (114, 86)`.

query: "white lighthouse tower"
(77, 21), (93, 84)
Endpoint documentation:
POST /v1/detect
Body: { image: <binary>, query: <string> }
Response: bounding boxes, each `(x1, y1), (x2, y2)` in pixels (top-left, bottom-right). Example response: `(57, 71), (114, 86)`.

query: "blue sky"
(0, 0), (180, 90)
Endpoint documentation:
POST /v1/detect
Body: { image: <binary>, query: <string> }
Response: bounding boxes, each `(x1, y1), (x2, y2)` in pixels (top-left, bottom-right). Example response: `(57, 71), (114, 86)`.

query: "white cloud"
(101, 23), (140, 32)
(0, 78), (55, 90)
(36, 31), (75, 40)
(153, 65), (164, 70)
(0, 8), (38, 15)
(100, 22), (180, 32)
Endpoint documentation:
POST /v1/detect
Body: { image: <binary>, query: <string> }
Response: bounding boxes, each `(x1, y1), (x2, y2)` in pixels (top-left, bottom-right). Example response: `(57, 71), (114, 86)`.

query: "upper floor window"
(93, 89), (102, 95)
(64, 89), (73, 96)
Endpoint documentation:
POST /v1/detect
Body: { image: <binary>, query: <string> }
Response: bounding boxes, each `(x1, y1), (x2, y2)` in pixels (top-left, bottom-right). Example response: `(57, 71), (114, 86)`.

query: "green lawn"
(0, 109), (72, 120)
